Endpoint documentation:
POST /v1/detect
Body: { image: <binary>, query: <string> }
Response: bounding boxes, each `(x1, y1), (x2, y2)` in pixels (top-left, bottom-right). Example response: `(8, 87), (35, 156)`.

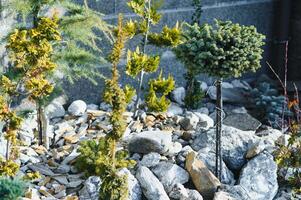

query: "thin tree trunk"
(111, 139), (116, 169)
(41, 106), (49, 149)
(215, 79), (223, 181)
(133, 0), (151, 118)
(6, 139), (9, 160)
(37, 102), (43, 146)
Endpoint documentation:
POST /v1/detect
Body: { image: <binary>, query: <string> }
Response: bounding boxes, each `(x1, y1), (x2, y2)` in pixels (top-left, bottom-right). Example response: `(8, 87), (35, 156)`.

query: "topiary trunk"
(215, 79), (223, 181)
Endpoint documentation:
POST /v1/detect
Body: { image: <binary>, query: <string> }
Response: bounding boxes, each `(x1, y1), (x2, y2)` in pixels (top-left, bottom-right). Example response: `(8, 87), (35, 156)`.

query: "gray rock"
(238, 152), (278, 200)
(169, 183), (203, 200)
(195, 107), (209, 115)
(207, 86), (247, 103)
(187, 190), (203, 200)
(231, 79), (251, 90)
(151, 161), (189, 193)
(194, 113), (214, 130)
(192, 126), (259, 171)
(79, 176), (101, 200)
(118, 168), (142, 200)
(166, 142), (182, 156)
(140, 152), (161, 167)
(167, 103), (184, 117)
(215, 185), (251, 200)
(169, 183), (189, 199)
(28, 164), (55, 176)
(199, 81), (208, 92)
(223, 113), (262, 131)
(68, 100), (87, 116)
(196, 148), (235, 185)
(128, 131), (173, 155)
(171, 87), (185, 105)
(99, 102), (112, 111)
(180, 112), (199, 131)
(53, 165), (71, 174)
(136, 166), (170, 200)
(45, 102), (65, 119)
(245, 140), (266, 159)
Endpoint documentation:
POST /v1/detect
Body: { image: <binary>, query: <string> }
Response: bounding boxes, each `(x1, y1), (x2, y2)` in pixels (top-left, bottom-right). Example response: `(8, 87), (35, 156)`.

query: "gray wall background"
(0, 0), (278, 104)
(64, 0), (278, 104)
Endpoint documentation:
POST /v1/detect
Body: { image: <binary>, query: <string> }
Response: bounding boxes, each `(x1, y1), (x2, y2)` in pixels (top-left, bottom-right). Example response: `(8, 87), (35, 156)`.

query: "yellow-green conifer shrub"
(125, 0), (182, 115)
(0, 96), (22, 177)
(5, 16), (61, 146)
(146, 71), (175, 112)
(76, 15), (135, 200)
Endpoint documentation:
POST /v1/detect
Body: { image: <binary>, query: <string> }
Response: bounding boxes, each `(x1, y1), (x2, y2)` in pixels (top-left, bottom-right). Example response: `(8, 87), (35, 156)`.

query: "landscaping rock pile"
(5, 79), (290, 200)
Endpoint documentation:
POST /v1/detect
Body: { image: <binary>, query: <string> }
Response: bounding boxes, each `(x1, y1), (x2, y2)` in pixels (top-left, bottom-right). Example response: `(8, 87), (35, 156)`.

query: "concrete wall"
(63, 0), (277, 104)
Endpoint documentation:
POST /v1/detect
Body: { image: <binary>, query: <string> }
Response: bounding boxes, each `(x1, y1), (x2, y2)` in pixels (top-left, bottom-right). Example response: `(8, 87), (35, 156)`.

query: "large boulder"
(151, 161), (189, 193)
(196, 148), (235, 185)
(185, 151), (220, 199)
(192, 126), (259, 171)
(136, 166), (170, 200)
(128, 131), (175, 155)
(238, 152), (278, 200)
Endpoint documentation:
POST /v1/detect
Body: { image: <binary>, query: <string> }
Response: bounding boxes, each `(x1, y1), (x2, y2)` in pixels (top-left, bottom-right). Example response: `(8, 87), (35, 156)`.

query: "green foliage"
(0, 96), (22, 175)
(0, 158), (20, 177)
(6, 16), (61, 102)
(77, 15), (135, 200)
(174, 20), (265, 79)
(146, 71), (175, 112)
(275, 121), (301, 194)
(76, 138), (135, 177)
(126, 47), (160, 77)
(148, 22), (182, 47)
(191, 0), (202, 25)
(2, 0), (112, 85)
(125, 0), (181, 114)
(0, 178), (26, 200)
(184, 75), (205, 109)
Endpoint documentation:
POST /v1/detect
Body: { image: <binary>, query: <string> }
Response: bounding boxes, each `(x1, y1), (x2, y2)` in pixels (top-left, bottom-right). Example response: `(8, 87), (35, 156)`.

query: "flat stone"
(185, 151), (220, 199)
(223, 113), (262, 131)
(28, 164), (54, 176)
